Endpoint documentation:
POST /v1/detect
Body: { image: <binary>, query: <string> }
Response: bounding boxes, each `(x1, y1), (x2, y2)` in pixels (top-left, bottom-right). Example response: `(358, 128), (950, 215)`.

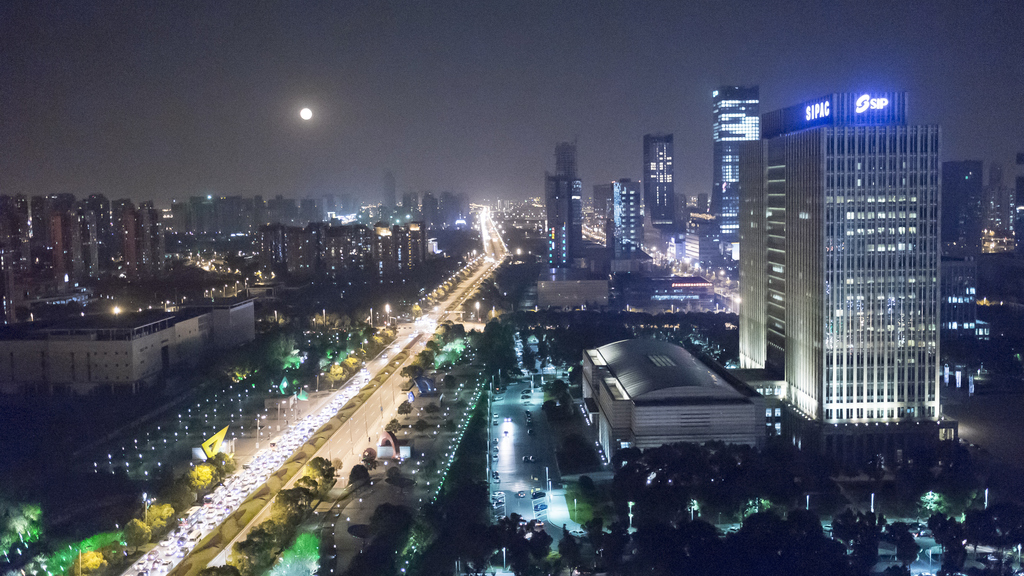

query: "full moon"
(299, 107), (313, 120)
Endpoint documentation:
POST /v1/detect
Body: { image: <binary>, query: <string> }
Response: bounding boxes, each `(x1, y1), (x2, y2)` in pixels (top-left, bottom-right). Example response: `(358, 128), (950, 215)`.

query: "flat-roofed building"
(0, 300), (255, 394)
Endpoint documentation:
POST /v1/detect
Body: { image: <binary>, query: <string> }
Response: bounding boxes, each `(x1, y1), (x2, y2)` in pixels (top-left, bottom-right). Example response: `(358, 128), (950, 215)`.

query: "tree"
(397, 400), (413, 415)
(558, 525), (582, 572)
(72, 551), (107, 576)
(189, 463), (216, 491)
(164, 480), (197, 512)
(296, 476), (319, 495)
(886, 522), (921, 567)
(305, 456), (335, 496)
(413, 419), (430, 432)
(361, 453), (379, 471)
(442, 375), (457, 389)
(349, 464), (369, 485)
(929, 513), (967, 575)
(146, 503), (176, 534)
(124, 519), (151, 552)
(443, 418), (457, 432)
(385, 419), (401, 434)
(271, 488), (312, 525)
(400, 365), (423, 379)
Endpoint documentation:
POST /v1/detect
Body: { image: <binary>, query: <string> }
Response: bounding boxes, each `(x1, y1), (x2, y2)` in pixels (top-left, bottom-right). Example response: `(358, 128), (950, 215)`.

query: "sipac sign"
(855, 94), (889, 113)
(805, 99), (831, 121)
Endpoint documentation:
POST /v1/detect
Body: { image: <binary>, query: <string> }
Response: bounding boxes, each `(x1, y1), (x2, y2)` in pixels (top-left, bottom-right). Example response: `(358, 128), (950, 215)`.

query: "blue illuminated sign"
(855, 94), (889, 113)
(805, 100), (831, 121)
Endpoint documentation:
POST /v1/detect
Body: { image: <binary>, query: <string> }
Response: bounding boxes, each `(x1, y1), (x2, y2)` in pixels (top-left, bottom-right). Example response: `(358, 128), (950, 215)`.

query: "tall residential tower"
(546, 142), (582, 268)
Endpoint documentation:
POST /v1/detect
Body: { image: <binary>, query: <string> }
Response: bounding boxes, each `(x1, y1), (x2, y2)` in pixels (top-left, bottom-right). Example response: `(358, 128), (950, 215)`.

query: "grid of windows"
(821, 126), (940, 423)
(713, 88), (759, 243)
(739, 97), (941, 426)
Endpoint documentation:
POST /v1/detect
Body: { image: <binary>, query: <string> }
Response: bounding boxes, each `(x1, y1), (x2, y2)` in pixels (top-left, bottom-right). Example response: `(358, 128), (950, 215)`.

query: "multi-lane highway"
(146, 207), (507, 576)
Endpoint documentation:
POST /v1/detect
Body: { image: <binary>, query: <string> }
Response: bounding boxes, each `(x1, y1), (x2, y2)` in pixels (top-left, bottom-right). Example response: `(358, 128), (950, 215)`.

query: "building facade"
(739, 93), (940, 446)
(940, 256), (977, 339)
(941, 161), (984, 256)
(545, 142), (583, 268)
(583, 339), (764, 453)
(712, 86), (760, 245)
(642, 133), (675, 228)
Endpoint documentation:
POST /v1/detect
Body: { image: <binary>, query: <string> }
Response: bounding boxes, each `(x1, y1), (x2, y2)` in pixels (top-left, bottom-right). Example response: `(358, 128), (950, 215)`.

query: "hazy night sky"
(2, 1), (1022, 206)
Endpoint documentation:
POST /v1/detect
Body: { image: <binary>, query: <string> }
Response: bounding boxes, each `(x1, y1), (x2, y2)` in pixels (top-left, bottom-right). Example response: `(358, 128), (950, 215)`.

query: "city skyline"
(2, 1), (1022, 204)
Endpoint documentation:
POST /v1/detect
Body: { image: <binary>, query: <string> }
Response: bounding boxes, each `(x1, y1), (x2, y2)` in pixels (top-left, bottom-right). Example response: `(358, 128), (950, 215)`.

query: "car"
(569, 529), (586, 537)
(527, 429), (535, 435)
(492, 420), (499, 426)
(522, 456), (536, 462)
(491, 454), (498, 461)
(534, 504), (548, 511)
(495, 395), (504, 401)
(531, 491), (546, 499)
(492, 471), (500, 479)
(517, 491), (526, 498)
(493, 413), (499, 418)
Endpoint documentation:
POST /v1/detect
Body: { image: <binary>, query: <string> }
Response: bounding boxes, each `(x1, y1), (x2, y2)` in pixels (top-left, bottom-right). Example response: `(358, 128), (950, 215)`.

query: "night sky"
(2, 1), (1022, 205)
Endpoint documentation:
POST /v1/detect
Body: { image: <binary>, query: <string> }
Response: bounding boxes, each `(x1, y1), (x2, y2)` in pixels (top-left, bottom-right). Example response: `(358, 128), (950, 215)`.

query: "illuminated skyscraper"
(642, 134), (675, 228)
(712, 86), (759, 245)
(595, 179), (643, 258)
(546, 141), (582, 268)
(739, 92), (941, 458)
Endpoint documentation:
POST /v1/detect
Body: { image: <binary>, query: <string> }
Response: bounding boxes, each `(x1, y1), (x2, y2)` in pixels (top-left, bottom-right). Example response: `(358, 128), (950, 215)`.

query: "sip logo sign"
(855, 94), (889, 113)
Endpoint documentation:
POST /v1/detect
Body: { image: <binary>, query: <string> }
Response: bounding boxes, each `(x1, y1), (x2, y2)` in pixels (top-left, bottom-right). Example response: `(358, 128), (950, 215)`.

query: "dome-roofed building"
(582, 339), (765, 453)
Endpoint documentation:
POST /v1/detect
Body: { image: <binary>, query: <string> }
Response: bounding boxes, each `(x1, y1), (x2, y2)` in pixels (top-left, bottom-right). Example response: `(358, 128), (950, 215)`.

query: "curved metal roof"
(591, 339), (741, 401)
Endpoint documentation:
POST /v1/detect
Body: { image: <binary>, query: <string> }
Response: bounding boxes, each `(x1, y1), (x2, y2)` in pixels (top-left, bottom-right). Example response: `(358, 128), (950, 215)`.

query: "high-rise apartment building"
(594, 179), (643, 257)
(712, 86), (760, 245)
(941, 161), (984, 256)
(0, 245), (15, 325)
(545, 175), (582, 267)
(1016, 153), (1024, 256)
(383, 170), (397, 208)
(546, 142), (583, 268)
(642, 134), (675, 228)
(739, 92), (940, 458)
(982, 164), (1014, 252)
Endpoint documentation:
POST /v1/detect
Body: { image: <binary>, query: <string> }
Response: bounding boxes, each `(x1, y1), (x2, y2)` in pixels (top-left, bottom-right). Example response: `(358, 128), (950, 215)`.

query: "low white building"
(0, 299), (255, 394)
(582, 339), (765, 453)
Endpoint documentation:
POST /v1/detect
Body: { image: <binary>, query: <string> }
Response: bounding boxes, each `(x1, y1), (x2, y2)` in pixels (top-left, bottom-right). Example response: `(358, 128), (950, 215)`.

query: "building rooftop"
(0, 309), (188, 341)
(587, 339), (753, 404)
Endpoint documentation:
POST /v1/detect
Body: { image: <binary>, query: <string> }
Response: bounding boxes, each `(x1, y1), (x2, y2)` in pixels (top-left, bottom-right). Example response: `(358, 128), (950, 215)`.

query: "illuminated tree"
(72, 551), (107, 576)
(124, 519), (151, 552)
(146, 503), (176, 534)
(189, 464), (216, 491)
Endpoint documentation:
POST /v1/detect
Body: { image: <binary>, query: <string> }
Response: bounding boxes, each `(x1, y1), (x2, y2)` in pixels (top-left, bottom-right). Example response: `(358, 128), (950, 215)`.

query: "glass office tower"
(712, 86), (760, 245)
(642, 134), (675, 228)
(739, 92), (940, 456)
